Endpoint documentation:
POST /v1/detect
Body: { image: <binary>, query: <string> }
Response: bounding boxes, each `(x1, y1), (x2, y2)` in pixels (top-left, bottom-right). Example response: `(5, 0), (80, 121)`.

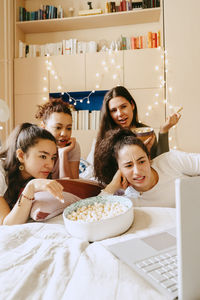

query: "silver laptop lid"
(176, 177), (200, 300)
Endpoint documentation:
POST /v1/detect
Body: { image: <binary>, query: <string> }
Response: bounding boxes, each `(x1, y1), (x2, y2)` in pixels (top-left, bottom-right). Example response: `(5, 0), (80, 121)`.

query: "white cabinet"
(14, 57), (48, 94)
(49, 54), (85, 92)
(85, 51), (123, 90)
(124, 48), (164, 89)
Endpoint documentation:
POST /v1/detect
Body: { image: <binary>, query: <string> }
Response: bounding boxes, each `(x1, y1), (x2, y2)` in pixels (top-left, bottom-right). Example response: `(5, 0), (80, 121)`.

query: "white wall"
(164, 0), (200, 152)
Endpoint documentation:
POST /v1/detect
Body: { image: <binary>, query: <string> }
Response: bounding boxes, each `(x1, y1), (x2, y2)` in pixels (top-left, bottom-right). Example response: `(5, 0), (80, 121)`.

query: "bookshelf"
(14, 1), (165, 157)
(16, 8), (161, 34)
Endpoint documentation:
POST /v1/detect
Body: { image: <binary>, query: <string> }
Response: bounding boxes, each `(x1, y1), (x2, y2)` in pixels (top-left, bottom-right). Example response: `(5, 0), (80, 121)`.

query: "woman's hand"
(104, 169), (129, 194)
(24, 179), (64, 202)
(144, 133), (156, 154)
(61, 137), (76, 154)
(160, 112), (181, 134)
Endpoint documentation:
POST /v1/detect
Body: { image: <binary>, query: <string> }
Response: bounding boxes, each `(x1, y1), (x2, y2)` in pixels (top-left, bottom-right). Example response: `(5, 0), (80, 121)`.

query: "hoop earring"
(19, 164), (24, 171)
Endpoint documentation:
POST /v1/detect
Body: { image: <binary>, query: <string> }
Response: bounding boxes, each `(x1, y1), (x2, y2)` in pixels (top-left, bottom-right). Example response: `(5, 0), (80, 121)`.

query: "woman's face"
(108, 96), (134, 128)
(19, 139), (57, 180)
(44, 112), (72, 148)
(117, 144), (154, 192)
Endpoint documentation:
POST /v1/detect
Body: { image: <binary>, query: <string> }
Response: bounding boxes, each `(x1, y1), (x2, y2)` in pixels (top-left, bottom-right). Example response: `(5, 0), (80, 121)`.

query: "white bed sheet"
(0, 207), (176, 300)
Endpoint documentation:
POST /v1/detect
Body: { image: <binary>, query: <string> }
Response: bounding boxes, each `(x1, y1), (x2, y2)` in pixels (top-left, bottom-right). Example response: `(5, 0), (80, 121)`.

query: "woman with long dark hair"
(0, 123), (64, 225)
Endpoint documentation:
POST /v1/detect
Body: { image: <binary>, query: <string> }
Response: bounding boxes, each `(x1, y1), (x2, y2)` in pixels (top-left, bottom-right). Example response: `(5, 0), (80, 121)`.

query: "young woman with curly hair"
(35, 98), (80, 179)
(94, 128), (200, 207)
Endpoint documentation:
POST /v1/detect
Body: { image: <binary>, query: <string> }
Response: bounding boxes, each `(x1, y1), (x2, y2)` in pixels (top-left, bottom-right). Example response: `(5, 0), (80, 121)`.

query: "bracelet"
(22, 193), (34, 201)
(18, 193), (34, 207)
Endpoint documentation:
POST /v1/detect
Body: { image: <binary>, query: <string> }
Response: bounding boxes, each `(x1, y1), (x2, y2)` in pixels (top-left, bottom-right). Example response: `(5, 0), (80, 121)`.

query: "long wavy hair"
(0, 123), (56, 208)
(97, 86), (140, 139)
(94, 128), (149, 185)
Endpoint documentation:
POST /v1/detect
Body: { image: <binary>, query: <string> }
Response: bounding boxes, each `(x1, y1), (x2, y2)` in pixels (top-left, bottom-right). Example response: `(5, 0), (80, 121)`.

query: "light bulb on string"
(43, 96), (47, 101)
(57, 85), (62, 90)
(80, 99), (83, 103)
(43, 87), (48, 92)
(155, 65), (159, 71)
(43, 76), (47, 81)
(87, 99), (90, 104)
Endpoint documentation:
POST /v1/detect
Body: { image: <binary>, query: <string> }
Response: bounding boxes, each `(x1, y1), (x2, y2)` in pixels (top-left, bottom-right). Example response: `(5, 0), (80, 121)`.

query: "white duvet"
(0, 208), (175, 300)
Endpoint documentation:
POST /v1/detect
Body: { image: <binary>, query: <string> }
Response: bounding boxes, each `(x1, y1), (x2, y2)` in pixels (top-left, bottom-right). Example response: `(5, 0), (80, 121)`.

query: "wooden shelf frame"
(16, 8), (161, 34)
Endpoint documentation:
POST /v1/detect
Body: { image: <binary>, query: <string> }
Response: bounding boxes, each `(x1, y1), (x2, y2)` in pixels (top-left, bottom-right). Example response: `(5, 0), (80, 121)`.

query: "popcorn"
(67, 201), (128, 222)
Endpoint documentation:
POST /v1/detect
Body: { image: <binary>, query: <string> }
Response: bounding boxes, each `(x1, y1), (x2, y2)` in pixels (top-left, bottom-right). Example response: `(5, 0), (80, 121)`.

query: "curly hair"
(94, 128), (149, 185)
(35, 98), (72, 123)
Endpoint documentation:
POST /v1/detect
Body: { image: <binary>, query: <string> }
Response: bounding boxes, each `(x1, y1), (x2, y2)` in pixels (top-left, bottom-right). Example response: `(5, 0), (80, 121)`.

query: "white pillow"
(30, 191), (80, 221)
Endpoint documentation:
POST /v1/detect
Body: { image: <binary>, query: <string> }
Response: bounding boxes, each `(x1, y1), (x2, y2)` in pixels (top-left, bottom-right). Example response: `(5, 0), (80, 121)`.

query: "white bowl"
(63, 195), (134, 242)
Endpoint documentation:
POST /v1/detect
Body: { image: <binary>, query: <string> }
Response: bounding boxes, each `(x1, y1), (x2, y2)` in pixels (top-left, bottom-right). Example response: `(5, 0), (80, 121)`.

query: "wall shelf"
(16, 8), (161, 34)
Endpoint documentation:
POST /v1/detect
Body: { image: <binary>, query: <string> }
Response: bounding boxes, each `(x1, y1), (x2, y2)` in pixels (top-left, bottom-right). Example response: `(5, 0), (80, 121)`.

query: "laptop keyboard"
(135, 249), (178, 294)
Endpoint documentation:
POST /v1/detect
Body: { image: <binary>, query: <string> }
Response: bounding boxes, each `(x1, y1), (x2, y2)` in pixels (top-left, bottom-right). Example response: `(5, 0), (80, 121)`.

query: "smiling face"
(108, 96), (135, 128)
(17, 139), (57, 180)
(117, 144), (156, 192)
(43, 112), (72, 148)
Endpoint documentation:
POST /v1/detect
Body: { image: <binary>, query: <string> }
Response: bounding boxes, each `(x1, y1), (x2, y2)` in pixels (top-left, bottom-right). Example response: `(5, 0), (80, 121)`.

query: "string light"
(59, 90), (96, 106)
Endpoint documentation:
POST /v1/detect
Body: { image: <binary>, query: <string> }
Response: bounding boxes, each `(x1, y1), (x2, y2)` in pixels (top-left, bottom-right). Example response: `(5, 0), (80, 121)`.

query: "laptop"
(107, 177), (200, 300)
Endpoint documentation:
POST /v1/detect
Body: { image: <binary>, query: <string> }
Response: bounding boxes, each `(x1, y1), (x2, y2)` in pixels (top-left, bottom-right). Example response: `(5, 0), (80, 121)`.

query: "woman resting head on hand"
(94, 128), (200, 207)
(0, 123), (64, 225)
(35, 98), (80, 179)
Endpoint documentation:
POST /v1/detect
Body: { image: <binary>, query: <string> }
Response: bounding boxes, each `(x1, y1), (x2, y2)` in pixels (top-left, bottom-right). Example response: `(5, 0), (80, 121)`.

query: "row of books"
(72, 110), (101, 131)
(19, 39), (98, 58)
(19, 5), (63, 21)
(19, 31), (160, 58)
(105, 0), (160, 13)
(121, 31), (161, 50)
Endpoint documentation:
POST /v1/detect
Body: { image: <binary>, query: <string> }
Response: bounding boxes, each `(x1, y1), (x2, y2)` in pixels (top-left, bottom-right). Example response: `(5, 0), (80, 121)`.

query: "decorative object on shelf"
(68, 7), (74, 17)
(87, 2), (93, 10)
(78, 1), (102, 17)
(0, 99), (10, 123)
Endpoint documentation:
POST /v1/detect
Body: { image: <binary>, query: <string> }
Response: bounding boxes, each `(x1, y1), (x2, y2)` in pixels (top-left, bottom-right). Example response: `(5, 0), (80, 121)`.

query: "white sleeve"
(0, 162), (7, 197)
(168, 150), (200, 176)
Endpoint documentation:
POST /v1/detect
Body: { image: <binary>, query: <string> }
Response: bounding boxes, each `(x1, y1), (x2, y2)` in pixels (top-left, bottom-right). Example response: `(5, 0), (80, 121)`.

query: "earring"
(19, 164), (24, 171)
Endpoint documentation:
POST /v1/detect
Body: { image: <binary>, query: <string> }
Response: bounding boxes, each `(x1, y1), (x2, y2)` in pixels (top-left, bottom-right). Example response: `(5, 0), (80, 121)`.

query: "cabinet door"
(86, 52), (123, 90)
(49, 54), (85, 92)
(14, 93), (47, 125)
(14, 57), (49, 94)
(129, 88), (165, 130)
(124, 49), (164, 89)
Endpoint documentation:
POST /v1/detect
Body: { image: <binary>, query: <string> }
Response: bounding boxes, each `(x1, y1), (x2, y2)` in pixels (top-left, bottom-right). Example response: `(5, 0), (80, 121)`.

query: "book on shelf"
(18, 5), (62, 22)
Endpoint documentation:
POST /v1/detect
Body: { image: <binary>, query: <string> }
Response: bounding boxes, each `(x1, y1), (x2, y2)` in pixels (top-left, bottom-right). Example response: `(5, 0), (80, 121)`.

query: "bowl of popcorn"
(132, 127), (154, 143)
(63, 195), (134, 242)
